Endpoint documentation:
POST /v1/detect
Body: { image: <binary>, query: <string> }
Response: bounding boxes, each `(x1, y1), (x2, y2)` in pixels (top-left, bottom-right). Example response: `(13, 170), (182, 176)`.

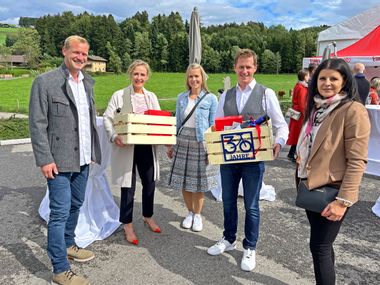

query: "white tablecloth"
(39, 118), (121, 248)
(366, 105), (380, 177)
(372, 196), (380, 218)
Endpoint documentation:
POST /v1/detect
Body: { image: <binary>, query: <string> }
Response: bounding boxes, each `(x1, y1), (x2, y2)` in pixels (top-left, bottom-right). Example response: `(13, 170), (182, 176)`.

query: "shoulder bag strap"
(177, 92), (209, 135)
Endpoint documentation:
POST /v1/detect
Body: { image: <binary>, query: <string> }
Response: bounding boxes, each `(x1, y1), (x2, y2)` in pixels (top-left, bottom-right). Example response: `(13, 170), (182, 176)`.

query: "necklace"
(189, 93), (198, 100)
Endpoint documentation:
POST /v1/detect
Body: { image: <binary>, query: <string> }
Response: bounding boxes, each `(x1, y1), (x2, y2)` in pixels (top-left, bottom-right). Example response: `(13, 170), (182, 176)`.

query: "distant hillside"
(0, 27), (19, 46)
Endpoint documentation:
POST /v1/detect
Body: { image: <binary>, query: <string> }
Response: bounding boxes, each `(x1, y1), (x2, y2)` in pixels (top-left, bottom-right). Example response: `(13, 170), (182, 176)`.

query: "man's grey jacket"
(29, 63), (101, 172)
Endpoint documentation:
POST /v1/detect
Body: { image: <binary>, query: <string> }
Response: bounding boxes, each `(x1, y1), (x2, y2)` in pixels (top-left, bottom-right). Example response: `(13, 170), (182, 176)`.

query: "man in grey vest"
(207, 49), (288, 271)
(29, 35), (101, 285)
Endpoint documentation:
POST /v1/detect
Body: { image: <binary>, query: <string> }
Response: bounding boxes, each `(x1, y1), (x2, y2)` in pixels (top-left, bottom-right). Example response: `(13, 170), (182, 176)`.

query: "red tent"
(337, 25), (380, 57)
(303, 25), (380, 67)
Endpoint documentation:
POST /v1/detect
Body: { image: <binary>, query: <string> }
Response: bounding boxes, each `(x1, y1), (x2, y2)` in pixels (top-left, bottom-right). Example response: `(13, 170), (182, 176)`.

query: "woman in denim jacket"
(167, 63), (218, 232)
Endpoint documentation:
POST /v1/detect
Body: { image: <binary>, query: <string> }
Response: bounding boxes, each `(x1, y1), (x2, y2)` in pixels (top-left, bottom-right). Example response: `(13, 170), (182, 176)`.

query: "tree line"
(3, 11), (328, 73)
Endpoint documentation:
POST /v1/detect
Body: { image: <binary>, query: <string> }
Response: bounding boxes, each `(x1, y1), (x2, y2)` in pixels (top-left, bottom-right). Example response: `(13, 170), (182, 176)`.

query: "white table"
(366, 105), (380, 177)
(365, 106), (380, 218)
(39, 118), (121, 248)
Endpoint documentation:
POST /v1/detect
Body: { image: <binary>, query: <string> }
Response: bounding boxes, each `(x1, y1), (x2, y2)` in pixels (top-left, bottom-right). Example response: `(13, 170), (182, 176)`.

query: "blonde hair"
(371, 77), (380, 90)
(63, 35), (89, 50)
(127, 60), (151, 78)
(185, 63), (209, 92)
(234, 48), (258, 66)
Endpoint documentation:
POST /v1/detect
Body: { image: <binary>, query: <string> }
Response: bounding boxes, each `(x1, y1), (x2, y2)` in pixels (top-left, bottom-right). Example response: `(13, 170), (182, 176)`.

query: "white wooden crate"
(204, 120), (274, 164)
(113, 113), (176, 145)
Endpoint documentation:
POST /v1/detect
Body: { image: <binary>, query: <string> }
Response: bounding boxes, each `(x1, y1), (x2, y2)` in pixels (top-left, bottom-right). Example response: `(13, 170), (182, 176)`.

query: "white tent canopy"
(317, 4), (380, 56)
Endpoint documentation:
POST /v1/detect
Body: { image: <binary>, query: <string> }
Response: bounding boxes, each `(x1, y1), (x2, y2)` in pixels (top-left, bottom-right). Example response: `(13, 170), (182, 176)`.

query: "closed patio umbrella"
(189, 7), (201, 64)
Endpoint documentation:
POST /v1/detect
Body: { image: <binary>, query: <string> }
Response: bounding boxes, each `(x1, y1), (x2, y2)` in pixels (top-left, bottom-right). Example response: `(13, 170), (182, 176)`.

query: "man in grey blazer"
(29, 35), (101, 285)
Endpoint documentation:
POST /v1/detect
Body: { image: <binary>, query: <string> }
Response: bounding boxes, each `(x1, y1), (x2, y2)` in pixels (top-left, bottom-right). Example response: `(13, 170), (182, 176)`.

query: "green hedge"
(0, 118), (29, 140)
(0, 68), (31, 77)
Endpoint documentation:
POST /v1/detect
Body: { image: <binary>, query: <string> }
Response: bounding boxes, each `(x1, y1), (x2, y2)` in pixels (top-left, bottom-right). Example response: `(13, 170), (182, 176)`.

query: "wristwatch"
(335, 198), (353, 207)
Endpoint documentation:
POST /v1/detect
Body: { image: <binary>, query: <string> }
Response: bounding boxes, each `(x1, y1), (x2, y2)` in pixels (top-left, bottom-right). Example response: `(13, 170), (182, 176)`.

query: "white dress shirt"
(215, 78), (289, 147)
(68, 72), (92, 166)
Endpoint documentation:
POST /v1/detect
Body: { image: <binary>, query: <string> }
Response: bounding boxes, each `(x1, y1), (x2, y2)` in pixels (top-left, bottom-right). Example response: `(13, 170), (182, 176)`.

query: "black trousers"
(306, 209), (347, 285)
(119, 145), (155, 224)
(288, 145), (297, 158)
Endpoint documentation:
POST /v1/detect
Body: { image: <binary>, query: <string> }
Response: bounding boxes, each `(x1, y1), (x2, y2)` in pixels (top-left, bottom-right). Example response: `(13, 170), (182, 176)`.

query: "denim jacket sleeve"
(208, 94), (218, 127)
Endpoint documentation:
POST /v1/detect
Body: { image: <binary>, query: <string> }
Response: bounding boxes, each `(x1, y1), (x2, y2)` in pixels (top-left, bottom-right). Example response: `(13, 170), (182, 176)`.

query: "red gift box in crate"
(144, 109), (172, 136)
(215, 115), (243, 131)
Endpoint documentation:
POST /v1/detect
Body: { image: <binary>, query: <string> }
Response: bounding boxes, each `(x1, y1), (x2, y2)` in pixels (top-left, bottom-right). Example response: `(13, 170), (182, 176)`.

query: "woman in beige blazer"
(103, 60), (161, 245)
(296, 58), (370, 285)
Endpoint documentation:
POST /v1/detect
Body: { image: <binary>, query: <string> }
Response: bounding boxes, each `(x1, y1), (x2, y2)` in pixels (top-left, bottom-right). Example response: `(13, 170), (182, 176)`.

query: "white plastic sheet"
(372, 196), (380, 218)
(211, 172), (276, 202)
(38, 118), (121, 248)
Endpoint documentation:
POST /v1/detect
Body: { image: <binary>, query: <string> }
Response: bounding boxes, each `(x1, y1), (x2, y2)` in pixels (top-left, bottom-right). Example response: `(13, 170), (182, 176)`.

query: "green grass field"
(0, 72), (296, 114)
(0, 27), (18, 45)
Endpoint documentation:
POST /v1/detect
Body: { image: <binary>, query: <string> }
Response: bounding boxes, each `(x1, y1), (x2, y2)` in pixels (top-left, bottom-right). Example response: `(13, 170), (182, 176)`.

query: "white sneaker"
(241, 249), (256, 271)
(192, 214), (203, 232)
(207, 237), (237, 256)
(181, 212), (193, 229)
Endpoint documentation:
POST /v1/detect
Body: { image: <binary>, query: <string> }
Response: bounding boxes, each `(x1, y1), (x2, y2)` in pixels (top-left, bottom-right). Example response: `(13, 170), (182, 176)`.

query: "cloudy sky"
(0, 0), (379, 29)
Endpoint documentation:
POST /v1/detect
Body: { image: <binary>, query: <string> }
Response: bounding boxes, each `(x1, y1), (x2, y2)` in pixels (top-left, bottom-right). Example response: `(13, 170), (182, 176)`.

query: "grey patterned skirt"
(168, 127), (218, 192)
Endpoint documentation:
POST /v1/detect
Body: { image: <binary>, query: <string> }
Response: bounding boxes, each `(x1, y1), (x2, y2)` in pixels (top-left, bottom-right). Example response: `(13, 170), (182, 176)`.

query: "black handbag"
(295, 180), (339, 213)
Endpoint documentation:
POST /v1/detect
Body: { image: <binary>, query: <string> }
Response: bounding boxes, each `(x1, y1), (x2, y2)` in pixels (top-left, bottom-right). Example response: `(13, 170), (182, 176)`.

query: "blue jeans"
(47, 164), (89, 274)
(220, 162), (264, 250)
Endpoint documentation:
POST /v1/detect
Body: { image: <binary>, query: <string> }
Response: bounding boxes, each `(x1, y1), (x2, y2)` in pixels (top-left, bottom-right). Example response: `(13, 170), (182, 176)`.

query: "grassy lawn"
(0, 72), (296, 114)
(0, 72), (296, 140)
(0, 27), (18, 45)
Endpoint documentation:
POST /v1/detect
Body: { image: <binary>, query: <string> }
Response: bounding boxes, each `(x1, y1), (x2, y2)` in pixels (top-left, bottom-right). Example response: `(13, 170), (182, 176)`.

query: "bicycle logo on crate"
(221, 131), (255, 162)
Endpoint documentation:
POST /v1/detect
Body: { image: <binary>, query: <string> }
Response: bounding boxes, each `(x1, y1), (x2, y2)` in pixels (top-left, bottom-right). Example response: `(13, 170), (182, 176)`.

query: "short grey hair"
(127, 60), (151, 78)
(63, 35), (89, 50)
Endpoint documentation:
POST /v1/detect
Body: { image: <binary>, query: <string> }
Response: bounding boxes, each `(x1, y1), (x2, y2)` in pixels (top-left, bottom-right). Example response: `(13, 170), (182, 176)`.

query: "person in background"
(308, 63), (318, 83)
(296, 58), (370, 285)
(353, 63), (370, 105)
(287, 69), (310, 162)
(207, 49), (288, 272)
(103, 60), (161, 246)
(368, 77), (380, 105)
(29, 35), (101, 285)
(167, 63), (218, 232)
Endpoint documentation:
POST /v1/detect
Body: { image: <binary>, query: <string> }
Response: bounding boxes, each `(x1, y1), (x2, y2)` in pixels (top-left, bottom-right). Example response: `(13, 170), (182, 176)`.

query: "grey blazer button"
(74, 147), (78, 151)
(56, 137), (60, 140)
(74, 127), (78, 131)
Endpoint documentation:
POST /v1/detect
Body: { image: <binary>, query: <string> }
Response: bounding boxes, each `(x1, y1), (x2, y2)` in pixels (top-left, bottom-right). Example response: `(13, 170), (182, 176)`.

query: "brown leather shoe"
(67, 245), (94, 262)
(52, 269), (90, 285)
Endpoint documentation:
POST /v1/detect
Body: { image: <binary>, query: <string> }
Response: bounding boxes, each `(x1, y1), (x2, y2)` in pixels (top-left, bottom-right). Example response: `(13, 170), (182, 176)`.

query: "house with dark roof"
(0, 55), (27, 67)
(85, 55), (107, 72)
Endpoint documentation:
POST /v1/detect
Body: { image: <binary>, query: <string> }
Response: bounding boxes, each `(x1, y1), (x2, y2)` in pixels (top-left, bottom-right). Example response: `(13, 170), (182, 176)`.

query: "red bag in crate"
(215, 115), (243, 131)
(144, 110), (172, 136)
(144, 110), (172, 117)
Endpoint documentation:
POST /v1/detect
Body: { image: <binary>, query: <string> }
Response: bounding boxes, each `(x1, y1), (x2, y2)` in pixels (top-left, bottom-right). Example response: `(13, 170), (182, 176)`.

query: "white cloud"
(1, 17), (19, 25)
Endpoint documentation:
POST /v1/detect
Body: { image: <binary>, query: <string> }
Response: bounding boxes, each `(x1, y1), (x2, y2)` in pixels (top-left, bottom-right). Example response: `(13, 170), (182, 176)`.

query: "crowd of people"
(28, 35), (372, 285)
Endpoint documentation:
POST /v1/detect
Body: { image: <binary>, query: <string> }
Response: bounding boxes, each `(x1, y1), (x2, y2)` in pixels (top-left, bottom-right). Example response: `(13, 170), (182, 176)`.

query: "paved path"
(0, 112), (28, 120)
(0, 143), (379, 285)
